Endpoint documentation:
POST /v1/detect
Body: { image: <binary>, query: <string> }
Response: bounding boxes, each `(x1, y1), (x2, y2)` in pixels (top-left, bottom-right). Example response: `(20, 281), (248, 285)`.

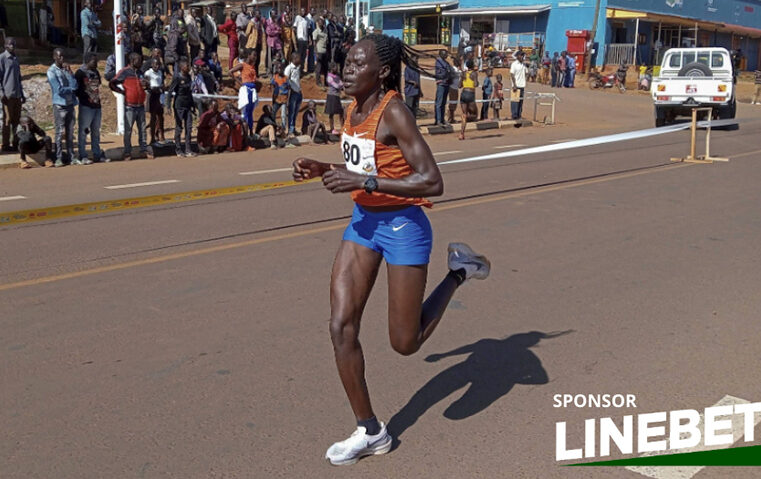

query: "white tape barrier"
(438, 120), (738, 167)
(191, 91), (555, 105)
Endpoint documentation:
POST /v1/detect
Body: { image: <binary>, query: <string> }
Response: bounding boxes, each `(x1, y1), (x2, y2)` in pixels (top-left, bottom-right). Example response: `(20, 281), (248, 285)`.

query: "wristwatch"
(363, 176), (378, 194)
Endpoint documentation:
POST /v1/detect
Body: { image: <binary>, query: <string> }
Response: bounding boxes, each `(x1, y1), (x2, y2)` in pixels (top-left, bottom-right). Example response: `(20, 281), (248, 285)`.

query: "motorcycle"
(588, 64), (628, 93)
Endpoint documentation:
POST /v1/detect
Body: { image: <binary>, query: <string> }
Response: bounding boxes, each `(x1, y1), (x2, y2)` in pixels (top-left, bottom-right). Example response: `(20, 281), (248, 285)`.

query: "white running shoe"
(325, 423), (393, 466)
(448, 242), (491, 281)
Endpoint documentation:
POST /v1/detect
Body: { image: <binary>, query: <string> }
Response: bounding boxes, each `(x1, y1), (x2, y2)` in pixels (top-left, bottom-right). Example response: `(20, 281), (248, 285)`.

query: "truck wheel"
(655, 106), (666, 127)
(718, 99), (739, 130)
(678, 62), (712, 77)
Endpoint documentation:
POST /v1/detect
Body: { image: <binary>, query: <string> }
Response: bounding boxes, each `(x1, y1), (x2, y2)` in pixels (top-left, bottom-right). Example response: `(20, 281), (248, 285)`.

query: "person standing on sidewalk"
(752, 69), (761, 105)
(564, 54), (576, 88)
(510, 50), (527, 120)
(313, 17), (328, 87)
(0, 38), (25, 152)
(434, 49), (451, 126)
(480, 67), (493, 120)
(294, 8), (309, 76)
(80, 0), (101, 57)
(110, 52), (154, 161)
(284, 52), (302, 136)
(167, 59), (196, 157)
(404, 59), (421, 120)
(74, 52), (104, 164)
(47, 49), (78, 167)
(236, 3), (250, 53)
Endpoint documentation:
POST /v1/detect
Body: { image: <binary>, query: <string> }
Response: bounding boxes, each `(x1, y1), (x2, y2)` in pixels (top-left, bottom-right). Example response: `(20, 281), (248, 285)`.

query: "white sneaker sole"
(326, 437), (393, 466)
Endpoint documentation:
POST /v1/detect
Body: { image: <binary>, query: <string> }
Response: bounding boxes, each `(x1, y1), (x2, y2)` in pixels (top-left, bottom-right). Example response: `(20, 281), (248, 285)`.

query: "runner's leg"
(386, 264), (459, 355)
(330, 240), (383, 421)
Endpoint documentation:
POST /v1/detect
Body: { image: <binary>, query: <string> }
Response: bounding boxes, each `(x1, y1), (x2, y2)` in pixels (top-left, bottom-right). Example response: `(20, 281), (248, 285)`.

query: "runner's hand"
(293, 158), (328, 181)
(322, 165), (363, 193)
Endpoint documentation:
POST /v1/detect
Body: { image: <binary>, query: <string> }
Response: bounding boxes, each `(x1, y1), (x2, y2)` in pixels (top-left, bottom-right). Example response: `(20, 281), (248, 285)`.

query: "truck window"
(668, 54), (680, 68)
(711, 53), (724, 68)
(683, 52), (695, 64)
(696, 52), (710, 66)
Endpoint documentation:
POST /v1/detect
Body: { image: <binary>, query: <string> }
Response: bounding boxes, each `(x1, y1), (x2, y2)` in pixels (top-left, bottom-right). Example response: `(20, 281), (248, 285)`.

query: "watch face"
(364, 177), (378, 193)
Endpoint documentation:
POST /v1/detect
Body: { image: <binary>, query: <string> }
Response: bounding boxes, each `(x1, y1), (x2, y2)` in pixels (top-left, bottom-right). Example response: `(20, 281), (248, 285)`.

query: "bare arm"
(321, 96), (443, 197)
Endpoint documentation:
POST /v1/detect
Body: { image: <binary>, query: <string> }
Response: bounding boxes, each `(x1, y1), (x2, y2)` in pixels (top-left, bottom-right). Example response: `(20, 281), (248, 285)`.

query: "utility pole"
(585, 0), (602, 77)
(114, 0), (125, 134)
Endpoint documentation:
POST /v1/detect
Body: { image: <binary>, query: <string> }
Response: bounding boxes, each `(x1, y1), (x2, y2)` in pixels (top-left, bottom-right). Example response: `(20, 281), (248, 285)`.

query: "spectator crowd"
(1, 1), (559, 169)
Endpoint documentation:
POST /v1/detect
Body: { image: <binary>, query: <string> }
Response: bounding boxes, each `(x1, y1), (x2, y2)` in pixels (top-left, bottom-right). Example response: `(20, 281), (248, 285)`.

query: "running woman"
(291, 33), (491, 466)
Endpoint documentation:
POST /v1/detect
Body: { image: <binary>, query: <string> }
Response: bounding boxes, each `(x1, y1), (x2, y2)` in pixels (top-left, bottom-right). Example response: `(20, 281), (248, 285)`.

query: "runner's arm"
(321, 98), (442, 197)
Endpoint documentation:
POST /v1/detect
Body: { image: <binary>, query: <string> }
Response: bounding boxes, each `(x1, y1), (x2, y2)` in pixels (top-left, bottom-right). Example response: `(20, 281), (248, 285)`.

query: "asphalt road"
(2, 87), (761, 478)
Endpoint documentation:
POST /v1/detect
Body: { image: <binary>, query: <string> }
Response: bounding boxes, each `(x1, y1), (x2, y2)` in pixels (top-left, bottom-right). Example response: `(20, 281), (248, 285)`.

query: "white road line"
(550, 138), (577, 143)
(437, 123), (695, 167)
(239, 167), (293, 176)
(104, 180), (180, 190)
(626, 395), (760, 479)
(0, 195), (27, 202)
(494, 144), (527, 149)
(434, 150), (462, 156)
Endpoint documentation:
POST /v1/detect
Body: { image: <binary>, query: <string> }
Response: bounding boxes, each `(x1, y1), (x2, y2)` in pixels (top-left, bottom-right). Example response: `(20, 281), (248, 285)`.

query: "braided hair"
(359, 33), (440, 93)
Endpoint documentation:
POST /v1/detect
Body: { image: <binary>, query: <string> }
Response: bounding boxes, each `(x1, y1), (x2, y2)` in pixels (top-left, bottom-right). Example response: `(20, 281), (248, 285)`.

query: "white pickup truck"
(651, 47), (736, 127)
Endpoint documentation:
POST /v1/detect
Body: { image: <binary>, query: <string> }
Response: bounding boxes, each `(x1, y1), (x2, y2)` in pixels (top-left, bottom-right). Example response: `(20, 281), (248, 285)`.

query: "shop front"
(370, 0), (456, 46)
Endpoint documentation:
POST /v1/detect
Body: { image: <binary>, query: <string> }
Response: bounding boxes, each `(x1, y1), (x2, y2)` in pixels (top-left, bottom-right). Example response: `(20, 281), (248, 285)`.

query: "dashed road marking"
(0, 195), (26, 202)
(239, 167), (293, 176)
(550, 138), (577, 143)
(434, 150), (462, 156)
(105, 180), (180, 190)
(494, 144), (528, 149)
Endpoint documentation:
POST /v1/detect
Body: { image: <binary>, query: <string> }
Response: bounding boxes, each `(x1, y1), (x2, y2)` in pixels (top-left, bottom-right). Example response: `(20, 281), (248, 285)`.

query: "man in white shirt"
(283, 53), (302, 135)
(293, 8), (309, 75)
(510, 51), (527, 120)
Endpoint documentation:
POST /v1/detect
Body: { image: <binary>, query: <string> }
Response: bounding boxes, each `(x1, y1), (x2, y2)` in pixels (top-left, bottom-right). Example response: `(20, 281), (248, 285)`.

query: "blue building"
(370, 0), (761, 70)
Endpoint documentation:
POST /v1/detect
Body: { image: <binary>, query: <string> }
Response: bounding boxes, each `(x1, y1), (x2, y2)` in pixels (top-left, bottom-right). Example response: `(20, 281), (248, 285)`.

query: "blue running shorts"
(342, 204), (433, 265)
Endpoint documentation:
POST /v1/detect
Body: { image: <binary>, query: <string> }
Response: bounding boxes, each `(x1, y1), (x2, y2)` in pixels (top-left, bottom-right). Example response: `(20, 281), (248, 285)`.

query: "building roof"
(442, 4), (550, 16)
(370, 0), (458, 13)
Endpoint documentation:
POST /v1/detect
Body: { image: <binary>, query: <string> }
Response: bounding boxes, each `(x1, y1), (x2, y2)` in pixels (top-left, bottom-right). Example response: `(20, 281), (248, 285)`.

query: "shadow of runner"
(387, 330), (573, 447)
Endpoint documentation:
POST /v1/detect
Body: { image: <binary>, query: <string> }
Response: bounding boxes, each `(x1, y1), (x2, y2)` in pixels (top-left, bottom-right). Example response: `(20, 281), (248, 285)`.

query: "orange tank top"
(342, 90), (433, 208)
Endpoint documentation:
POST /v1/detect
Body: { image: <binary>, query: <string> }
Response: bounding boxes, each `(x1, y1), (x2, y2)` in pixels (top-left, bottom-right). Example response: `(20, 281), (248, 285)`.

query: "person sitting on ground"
(16, 115), (53, 168)
(221, 103), (247, 151)
(301, 99), (329, 144)
(197, 99), (228, 154)
(256, 104), (280, 150)
(325, 61), (344, 135)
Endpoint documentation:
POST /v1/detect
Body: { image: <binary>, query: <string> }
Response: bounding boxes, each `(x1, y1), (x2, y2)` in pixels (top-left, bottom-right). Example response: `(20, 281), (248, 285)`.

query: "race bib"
(341, 132), (377, 176)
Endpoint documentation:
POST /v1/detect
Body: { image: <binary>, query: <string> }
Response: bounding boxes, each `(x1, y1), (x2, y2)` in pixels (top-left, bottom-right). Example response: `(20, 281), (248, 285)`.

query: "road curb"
(421, 119), (533, 135)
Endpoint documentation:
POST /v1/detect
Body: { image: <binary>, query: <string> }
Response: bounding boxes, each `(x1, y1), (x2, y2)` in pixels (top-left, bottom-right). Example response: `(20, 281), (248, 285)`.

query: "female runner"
(292, 34), (491, 466)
